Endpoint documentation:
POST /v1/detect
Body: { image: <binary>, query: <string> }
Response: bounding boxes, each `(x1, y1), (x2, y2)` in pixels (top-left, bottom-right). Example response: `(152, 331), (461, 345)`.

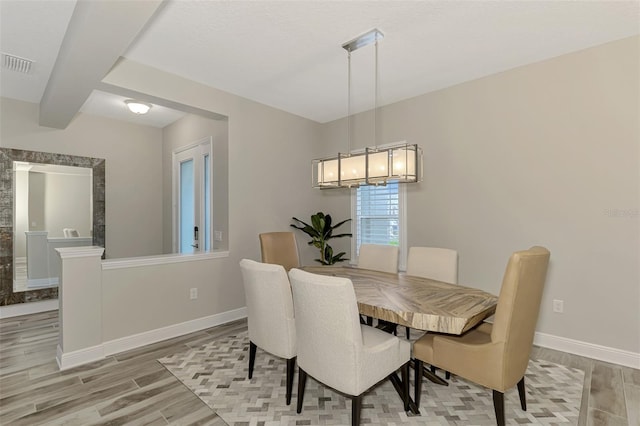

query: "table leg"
(389, 371), (420, 414)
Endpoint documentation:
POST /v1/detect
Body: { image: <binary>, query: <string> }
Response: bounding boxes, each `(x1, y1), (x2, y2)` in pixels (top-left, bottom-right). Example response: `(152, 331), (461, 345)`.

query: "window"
(173, 138), (212, 253)
(351, 181), (407, 269)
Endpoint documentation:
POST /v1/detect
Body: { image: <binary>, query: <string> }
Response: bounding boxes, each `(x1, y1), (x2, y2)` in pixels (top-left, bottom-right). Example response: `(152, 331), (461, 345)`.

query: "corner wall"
(322, 36), (640, 357)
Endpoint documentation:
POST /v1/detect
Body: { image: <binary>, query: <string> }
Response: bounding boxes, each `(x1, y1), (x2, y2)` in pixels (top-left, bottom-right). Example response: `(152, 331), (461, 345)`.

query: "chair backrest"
(63, 228), (79, 238)
(491, 246), (550, 386)
(239, 259), (296, 359)
(288, 268), (363, 393)
(406, 247), (458, 283)
(357, 244), (398, 274)
(259, 232), (300, 271)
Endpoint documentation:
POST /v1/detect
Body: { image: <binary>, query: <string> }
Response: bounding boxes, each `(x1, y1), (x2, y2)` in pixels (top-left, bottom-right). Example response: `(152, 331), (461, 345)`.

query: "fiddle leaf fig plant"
(291, 212), (352, 265)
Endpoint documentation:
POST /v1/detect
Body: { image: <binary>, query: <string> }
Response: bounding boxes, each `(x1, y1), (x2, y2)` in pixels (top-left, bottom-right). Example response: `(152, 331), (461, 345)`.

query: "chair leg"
(492, 390), (505, 426)
(248, 341), (257, 379)
(401, 362), (410, 411)
(285, 357), (296, 405)
(352, 394), (362, 426)
(297, 368), (308, 414)
(517, 376), (526, 411)
(414, 359), (423, 408)
(429, 364), (451, 382)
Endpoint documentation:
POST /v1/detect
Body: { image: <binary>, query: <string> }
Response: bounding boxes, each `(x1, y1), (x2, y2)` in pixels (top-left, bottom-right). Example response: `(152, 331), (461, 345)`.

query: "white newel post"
(55, 246), (105, 370)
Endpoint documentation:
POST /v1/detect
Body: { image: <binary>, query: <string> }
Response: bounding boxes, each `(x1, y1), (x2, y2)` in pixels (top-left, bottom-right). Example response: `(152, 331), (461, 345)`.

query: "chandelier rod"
(347, 50), (352, 154)
(374, 38), (379, 150)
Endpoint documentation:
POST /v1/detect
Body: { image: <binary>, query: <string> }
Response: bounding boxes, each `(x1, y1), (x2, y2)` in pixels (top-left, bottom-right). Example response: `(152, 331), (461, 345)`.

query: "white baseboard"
(54, 307), (248, 370)
(534, 331), (640, 369)
(57, 343), (105, 371)
(103, 307), (247, 356)
(0, 299), (59, 319)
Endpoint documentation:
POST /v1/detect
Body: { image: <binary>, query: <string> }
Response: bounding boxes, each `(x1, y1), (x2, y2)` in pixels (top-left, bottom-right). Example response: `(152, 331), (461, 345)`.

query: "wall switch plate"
(190, 288), (198, 300)
(553, 299), (564, 313)
(214, 231), (223, 241)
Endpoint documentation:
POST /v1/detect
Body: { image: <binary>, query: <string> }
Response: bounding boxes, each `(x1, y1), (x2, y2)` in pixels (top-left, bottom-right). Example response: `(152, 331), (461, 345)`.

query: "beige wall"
(0, 98), (165, 259)
(322, 36), (640, 354)
(101, 257), (233, 340)
(162, 114), (229, 253)
(4, 35), (637, 358)
(102, 59), (328, 332)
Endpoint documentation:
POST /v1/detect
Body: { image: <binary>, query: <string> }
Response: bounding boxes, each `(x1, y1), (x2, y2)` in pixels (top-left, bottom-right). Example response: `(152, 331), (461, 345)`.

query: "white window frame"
(350, 178), (407, 271)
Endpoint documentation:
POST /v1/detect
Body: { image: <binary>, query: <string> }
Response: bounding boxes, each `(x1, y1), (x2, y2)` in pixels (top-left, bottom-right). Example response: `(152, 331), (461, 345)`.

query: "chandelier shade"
(312, 142), (422, 189)
(312, 28), (423, 189)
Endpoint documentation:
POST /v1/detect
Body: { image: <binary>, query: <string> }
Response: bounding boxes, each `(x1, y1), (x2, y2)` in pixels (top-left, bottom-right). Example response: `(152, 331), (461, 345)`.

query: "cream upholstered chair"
(357, 244), (399, 329)
(405, 246), (459, 341)
(259, 232), (300, 271)
(357, 244), (399, 273)
(406, 247), (458, 284)
(413, 246), (550, 426)
(239, 259), (297, 405)
(288, 268), (411, 426)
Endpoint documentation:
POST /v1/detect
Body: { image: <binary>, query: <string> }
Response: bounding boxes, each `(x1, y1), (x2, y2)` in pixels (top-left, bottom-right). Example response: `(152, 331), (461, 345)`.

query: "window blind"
(355, 182), (399, 254)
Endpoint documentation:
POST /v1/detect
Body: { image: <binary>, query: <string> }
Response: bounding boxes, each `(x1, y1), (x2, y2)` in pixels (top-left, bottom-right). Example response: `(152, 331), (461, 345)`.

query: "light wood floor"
(0, 311), (638, 425)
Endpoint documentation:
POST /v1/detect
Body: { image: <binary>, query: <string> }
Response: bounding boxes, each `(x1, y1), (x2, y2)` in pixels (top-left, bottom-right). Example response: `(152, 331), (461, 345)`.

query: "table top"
(301, 266), (498, 335)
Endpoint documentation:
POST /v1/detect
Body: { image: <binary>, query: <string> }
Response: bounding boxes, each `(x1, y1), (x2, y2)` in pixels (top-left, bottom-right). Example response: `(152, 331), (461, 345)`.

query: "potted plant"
(291, 212), (352, 265)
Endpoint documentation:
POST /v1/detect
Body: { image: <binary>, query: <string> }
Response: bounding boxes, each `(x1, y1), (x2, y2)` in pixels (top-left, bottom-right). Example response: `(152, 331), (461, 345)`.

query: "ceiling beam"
(39, 0), (164, 129)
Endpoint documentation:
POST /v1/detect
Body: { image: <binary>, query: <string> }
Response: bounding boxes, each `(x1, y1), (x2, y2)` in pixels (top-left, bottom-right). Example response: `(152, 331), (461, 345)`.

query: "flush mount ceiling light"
(312, 29), (422, 189)
(124, 100), (152, 115)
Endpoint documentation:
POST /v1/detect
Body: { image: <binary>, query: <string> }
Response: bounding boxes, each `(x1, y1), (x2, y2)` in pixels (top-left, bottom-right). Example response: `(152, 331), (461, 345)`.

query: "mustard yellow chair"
(259, 231), (300, 271)
(412, 246), (550, 426)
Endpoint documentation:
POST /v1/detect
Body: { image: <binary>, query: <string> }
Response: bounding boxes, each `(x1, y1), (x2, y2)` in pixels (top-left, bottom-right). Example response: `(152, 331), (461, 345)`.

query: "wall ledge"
(56, 246), (105, 259)
(102, 250), (229, 270)
(534, 331), (640, 369)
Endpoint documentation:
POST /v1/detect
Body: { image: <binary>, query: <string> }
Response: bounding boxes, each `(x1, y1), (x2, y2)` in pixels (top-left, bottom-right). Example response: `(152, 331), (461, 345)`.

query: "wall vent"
(2, 52), (34, 74)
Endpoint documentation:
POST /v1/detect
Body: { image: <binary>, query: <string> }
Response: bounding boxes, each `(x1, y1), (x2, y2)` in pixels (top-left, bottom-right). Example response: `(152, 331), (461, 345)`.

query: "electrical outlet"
(214, 230), (223, 241)
(190, 288), (198, 300)
(553, 299), (564, 313)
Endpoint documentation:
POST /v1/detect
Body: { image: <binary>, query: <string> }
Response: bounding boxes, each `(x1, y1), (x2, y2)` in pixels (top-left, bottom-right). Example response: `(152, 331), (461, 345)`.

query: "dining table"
(301, 265), (498, 335)
(300, 265), (499, 415)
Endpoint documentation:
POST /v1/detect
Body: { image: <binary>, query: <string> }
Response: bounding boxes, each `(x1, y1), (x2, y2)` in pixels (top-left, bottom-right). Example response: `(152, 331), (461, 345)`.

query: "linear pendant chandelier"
(312, 28), (423, 189)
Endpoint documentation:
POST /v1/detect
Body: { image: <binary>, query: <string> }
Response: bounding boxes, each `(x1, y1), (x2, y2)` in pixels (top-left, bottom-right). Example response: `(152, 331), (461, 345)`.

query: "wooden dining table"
(300, 265), (499, 415)
(301, 265), (498, 335)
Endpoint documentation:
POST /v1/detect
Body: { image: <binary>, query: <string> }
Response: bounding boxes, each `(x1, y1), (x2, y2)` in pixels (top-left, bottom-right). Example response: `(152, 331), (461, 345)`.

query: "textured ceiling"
(1, 1), (639, 127)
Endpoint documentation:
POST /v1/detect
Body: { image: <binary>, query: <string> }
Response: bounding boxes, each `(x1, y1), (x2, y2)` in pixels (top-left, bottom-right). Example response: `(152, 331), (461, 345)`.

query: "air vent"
(2, 52), (34, 74)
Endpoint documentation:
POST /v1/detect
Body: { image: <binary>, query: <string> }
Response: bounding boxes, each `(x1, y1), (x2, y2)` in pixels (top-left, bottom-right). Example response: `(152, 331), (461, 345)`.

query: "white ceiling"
(1, 0), (639, 127)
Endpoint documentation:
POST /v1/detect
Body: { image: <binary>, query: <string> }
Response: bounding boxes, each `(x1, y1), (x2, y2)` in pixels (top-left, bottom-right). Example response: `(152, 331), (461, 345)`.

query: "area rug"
(158, 331), (584, 425)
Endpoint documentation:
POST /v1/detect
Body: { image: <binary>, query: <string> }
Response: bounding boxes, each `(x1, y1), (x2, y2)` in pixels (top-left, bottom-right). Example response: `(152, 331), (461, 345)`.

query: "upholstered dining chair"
(356, 244), (400, 329)
(288, 268), (411, 426)
(404, 246), (459, 342)
(239, 259), (297, 405)
(412, 246), (550, 426)
(357, 243), (399, 274)
(406, 246), (458, 284)
(259, 231), (300, 271)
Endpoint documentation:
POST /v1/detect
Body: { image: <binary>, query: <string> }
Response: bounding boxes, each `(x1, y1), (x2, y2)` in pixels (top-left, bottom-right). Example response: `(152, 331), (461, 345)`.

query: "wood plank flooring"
(0, 311), (638, 425)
